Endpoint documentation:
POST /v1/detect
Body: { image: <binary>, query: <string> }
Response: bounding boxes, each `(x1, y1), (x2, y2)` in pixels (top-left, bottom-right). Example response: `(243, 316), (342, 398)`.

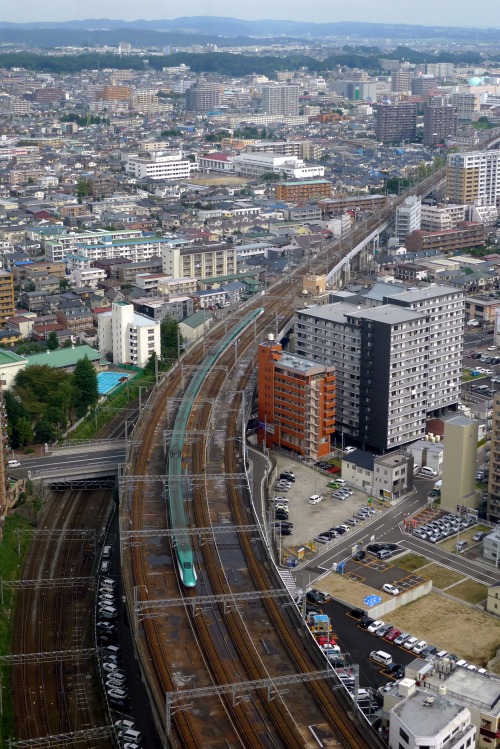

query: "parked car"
(385, 628), (401, 642)
(472, 531), (487, 542)
(352, 550), (366, 561)
(412, 640), (428, 654)
(306, 589), (330, 605)
(376, 623), (394, 638)
(360, 616), (374, 629)
(367, 619), (385, 633)
(404, 637), (419, 650)
(394, 632), (411, 646)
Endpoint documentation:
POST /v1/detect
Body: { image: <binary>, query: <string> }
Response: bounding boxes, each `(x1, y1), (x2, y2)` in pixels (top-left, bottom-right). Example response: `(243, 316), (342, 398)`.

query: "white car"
(367, 619), (384, 633)
(382, 583), (400, 596)
(344, 446), (357, 454)
(487, 346), (497, 351)
(404, 636), (419, 650)
(413, 640), (428, 654)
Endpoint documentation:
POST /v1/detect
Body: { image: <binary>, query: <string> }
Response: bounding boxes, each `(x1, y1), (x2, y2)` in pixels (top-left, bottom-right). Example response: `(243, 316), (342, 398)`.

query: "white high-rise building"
(98, 300), (160, 368)
(395, 195), (421, 242)
(446, 150), (500, 207)
(261, 84), (299, 116)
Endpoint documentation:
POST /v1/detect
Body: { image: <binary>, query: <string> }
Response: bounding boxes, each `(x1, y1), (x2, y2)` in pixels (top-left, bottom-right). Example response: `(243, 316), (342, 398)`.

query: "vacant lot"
(450, 579), (488, 605)
(189, 174), (248, 186)
(389, 593), (500, 665)
(320, 573), (397, 610)
(397, 554), (429, 572)
(422, 563), (464, 589)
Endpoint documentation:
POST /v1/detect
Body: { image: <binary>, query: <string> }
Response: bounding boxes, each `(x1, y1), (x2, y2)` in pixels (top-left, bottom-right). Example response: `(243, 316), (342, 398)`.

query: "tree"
(160, 318), (181, 361)
(72, 356), (98, 417)
(34, 419), (55, 444)
(15, 417), (33, 448)
(46, 331), (59, 351)
(63, 338), (73, 348)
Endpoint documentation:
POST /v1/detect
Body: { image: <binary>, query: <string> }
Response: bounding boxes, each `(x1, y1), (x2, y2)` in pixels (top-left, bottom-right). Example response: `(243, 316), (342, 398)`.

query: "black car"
(421, 645), (438, 657)
(360, 616), (374, 629)
(280, 472), (295, 482)
(306, 589), (329, 605)
(386, 663), (405, 679)
(278, 527), (293, 536)
(273, 521), (294, 528)
(352, 550), (366, 561)
(367, 543), (384, 553)
(275, 510), (289, 519)
(348, 608), (365, 620)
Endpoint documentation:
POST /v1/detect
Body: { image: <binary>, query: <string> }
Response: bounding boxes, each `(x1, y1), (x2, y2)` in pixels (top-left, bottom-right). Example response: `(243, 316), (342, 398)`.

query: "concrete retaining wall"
(366, 579), (432, 619)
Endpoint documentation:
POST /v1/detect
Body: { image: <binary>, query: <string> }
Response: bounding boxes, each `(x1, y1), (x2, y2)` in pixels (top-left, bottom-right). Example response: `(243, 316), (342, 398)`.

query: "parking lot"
(269, 454), (384, 555)
(346, 554), (427, 594)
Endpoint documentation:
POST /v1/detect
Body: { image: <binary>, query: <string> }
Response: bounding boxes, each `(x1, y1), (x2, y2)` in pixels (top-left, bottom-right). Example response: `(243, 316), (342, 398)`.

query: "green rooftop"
(24, 345), (102, 369)
(0, 349), (27, 366)
(181, 311), (211, 329)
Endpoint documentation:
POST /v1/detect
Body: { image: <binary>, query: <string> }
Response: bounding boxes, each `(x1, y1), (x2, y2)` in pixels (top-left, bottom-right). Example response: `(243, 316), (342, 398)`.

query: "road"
(322, 599), (420, 692)
(287, 475), (500, 589)
(10, 446), (126, 479)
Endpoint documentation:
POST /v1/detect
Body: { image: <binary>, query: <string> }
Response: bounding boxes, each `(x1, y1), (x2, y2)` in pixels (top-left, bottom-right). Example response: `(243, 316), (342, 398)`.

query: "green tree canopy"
(160, 318), (181, 361)
(46, 331), (59, 351)
(72, 356), (98, 418)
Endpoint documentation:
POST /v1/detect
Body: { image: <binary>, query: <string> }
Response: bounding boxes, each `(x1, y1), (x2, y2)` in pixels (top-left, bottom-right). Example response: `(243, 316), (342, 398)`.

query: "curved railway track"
(123, 169), (456, 747)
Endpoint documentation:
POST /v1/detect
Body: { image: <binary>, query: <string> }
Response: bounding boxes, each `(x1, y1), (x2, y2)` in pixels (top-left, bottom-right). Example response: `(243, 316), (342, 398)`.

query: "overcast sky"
(3, 0), (500, 27)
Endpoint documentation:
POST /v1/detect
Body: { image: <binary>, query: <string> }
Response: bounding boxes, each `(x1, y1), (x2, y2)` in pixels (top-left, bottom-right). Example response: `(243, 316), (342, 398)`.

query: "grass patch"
(0, 513), (35, 744)
(450, 579), (488, 605)
(396, 553), (428, 572)
(424, 563), (464, 589)
(439, 527), (484, 553)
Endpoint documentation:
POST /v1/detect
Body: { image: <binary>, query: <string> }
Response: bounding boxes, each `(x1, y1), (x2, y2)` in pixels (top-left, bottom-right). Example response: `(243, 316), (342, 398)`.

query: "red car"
(385, 628), (401, 642)
(316, 635), (337, 646)
(327, 466), (341, 474)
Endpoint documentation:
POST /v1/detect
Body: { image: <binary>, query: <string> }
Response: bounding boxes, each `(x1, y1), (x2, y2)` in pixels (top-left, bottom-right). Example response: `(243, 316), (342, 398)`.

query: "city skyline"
(2, 1), (500, 28)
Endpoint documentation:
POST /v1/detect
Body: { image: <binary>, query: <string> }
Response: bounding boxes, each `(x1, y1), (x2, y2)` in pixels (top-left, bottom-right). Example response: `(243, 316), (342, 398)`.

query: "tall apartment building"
(423, 104), (458, 145)
(446, 150), (500, 207)
(185, 81), (221, 111)
(0, 270), (15, 324)
(394, 195), (421, 242)
(98, 300), (161, 368)
(488, 392), (500, 521)
(257, 336), (336, 460)
(96, 85), (131, 101)
(261, 84), (300, 116)
(295, 285), (464, 452)
(451, 92), (479, 121)
(374, 104), (417, 143)
(391, 70), (413, 93)
(411, 75), (436, 96)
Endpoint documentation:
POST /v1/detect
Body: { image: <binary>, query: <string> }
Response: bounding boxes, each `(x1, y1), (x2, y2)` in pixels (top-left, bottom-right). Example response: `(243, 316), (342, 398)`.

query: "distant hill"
(0, 17), (499, 44)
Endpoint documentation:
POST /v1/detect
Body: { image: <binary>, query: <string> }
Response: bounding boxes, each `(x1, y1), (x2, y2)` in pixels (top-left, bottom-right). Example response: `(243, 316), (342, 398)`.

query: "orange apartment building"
(275, 179), (333, 202)
(257, 336), (336, 460)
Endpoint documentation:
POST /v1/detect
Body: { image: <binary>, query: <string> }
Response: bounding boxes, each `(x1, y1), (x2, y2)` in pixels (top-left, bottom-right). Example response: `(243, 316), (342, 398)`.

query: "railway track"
(122, 166), (456, 747)
(123, 291), (376, 748)
(11, 489), (112, 746)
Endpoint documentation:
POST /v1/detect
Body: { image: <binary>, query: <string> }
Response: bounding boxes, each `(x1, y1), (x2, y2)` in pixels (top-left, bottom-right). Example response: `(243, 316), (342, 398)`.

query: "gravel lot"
(269, 454), (380, 550)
